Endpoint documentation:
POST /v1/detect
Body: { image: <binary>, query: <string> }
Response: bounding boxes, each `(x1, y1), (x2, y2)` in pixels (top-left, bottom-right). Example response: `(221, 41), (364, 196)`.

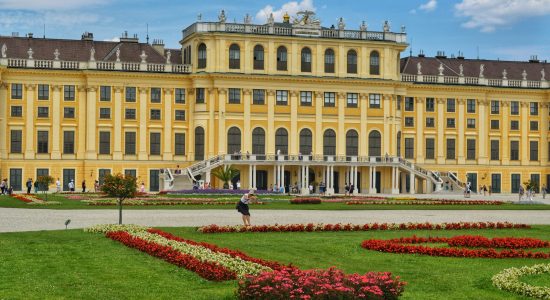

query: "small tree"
(101, 173), (137, 224)
(524, 179), (538, 192)
(211, 165), (240, 189)
(36, 175), (55, 201)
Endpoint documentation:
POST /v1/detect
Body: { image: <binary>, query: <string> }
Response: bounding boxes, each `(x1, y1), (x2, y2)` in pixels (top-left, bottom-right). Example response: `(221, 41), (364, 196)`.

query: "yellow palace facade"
(0, 11), (549, 194)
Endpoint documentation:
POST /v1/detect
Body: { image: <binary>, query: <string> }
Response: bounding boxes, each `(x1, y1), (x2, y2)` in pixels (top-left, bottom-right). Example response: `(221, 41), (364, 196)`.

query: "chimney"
(152, 39), (165, 55)
(81, 32), (94, 41)
(120, 31), (139, 43)
(418, 49), (425, 58)
(27, 32), (33, 38)
(435, 50), (447, 59)
(457, 51), (465, 60)
(529, 55), (540, 63)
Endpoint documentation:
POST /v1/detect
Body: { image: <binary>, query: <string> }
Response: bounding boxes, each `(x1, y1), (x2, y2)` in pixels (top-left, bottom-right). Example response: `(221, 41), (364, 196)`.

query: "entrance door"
(231, 174), (240, 190)
(333, 171), (339, 193)
(531, 174), (540, 193)
(356, 172), (361, 193)
(466, 173), (477, 193)
(9, 168), (22, 191)
(284, 171), (291, 192)
(256, 170), (268, 191)
(63, 169), (75, 191)
(149, 169), (160, 192)
(375, 171), (381, 193)
(511, 174), (521, 193)
(491, 174), (501, 193)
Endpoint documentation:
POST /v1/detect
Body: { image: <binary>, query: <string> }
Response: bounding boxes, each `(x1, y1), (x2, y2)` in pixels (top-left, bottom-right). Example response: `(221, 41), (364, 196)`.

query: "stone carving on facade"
(293, 10), (321, 27)
(25, 84), (36, 91)
(27, 47), (33, 59)
(416, 62), (422, 75)
(383, 20), (390, 32)
(522, 70), (527, 80)
(267, 13), (274, 26)
(338, 17), (345, 30)
(479, 64), (484, 78)
(51, 85), (62, 92)
(502, 69), (507, 80)
(459, 64), (464, 76)
(90, 47), (96, 61)
(438, 63), (444, 76)
(266, 89), (275, 96)
(140, 50), (147, 63)
(218, 88), (227, 95)
(53, 49), (60, 60)
(244, 13), (252, 24)
(218, 10), (226, 23)
(116, 48), (120, 62)
(166, 50), (171, 64)
(242, 89), (252, 95)
(542, 69), (546, 81)
(113, 86), (124, 93)
(1, 43), (7, 58)
(359, 21), (367, 31)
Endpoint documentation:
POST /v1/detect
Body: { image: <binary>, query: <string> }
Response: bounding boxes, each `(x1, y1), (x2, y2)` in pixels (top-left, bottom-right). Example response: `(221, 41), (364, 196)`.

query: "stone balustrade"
(401, 74), (549, 89)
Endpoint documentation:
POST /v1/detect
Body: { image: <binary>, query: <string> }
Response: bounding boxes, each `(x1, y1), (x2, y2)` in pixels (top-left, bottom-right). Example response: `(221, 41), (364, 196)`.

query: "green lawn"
(1, 194), (549, 210)
(1, 226), (549, 299)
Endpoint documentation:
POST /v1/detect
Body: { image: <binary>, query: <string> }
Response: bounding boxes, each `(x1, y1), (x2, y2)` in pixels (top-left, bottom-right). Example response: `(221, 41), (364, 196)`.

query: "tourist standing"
(68, 180), (75, 192)
(519, 185), (524, 201)
(56, 178), (61, 193)
(0, 178), (5, 195)
(26, 178), (33, 194)
(94, 180), (100, 192)
(82, 180), (86, 193)
(542, 184), (547, 199)
(236, 180), (241, 190)
(140, 182), (146, 193)
(33, 180), (39, 194)
(236, 190), (256, 226)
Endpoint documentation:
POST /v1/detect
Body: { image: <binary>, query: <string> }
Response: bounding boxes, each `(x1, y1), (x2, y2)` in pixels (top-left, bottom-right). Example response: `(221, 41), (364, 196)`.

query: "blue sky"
(1, 0), (549, 61)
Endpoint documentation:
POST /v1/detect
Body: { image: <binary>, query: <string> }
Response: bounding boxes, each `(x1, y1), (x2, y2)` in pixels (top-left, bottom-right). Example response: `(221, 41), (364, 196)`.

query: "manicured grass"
(520, 273), (550, 288)
(1, 194), (549, 210)
(1, 226), (550, 299)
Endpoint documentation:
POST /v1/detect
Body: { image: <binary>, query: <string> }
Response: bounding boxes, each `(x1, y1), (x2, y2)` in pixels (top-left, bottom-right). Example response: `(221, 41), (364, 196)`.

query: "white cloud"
(256, 0), (316, 23)
(0, 10), (101, 30)
(419, 0), (437, 12)
(0, 0), (107, 10)
(455, 0), (550, 32)
(103, 36), (120, 42)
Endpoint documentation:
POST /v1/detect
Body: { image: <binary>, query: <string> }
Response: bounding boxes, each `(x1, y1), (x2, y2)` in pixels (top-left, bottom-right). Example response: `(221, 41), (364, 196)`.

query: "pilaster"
(520, 102), (529, 164)
(243, 89), (251, 152)
(24, 84), (35, 159)
(50, 85), (62, 159)
(478, 99), (489, 164)
(359, 93), (368, 156)
(290, 90), (298, 154)
(138, 87), (148, 160)
(163, 88), (173, 160)
(383, 94), (391, 155)
(415, 97), (424, 163)
(188, 88), (195, 159)
(113, 86), (123, 160)
(541, 103), (549, 165)
(77, 86), (87, 159)
(208, 88), (216, 157)
(457, 98), (465, 164)
(85, 86), (97, 160)
(436, 98), (445, 163)
(217, 88), (227, 155)
(314, 91), (323, 156)
(267, 89), (275, 155)
(501, 101), (510, 164)
(0, 82), (8, 159)
(337, 92), (345, 156)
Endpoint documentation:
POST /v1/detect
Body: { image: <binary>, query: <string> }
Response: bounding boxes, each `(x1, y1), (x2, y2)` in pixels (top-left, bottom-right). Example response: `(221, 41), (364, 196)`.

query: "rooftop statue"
(293, 10), (321, 27)
(54, 48), (60, 60)
(90, 47), (96, 61)
(542, 69), (546, 81)
(459, 64), (464, 76)
(417, 62), (422, 75)
(479, 64), (484, 78)
(218, 10), (226, 23)
(166, 50), (171, 64)
(522, 70), (527, 80)
(502, 69), (507, 80)
(438, 63), (444, 76)
(116, 48), (120, 62)
(1, 43), (6, 58)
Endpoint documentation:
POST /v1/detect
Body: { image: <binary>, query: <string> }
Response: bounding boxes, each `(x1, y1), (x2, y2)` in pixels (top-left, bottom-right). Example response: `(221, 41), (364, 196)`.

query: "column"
(267, 90), (275, 155)
(409, 172), (416, 194)
(400, 172), (407, 193)
(243, 89), (251, 152)
(252, 165), (257, 189)
(0, 82), (7, 159)
(205, 170), (211, 184)
(218, 88), (227, 155)
(281, 165), (285, 191)
(416, 97), (424, 163)
(383, 95), (391, 155)
(479, 99), (489, 164)
(24, 84), (35, 159)
(274, 165), (278, 187)
(337, 92), (345, 156)
(187, 89), (195, 159)
(77, 86), (87, 159)
(328, 165), (334, 194)
(501, 102), (510, 164)
(520, 102), (529, 164)
(391, 167), (399, 194)
(51, 85), (61, 159)
(353, 166), (358, 194)
(541, 103), (549, 165)
(138, 87), (148, 160)
(290, 91), (298, 154)
(373, 167), (377, 193)
(360, 94), (368, 156)
(113, 86), (123, 160)
(248, 165), (253, 189)
(457, 98), (465, 164)
(436, 98), (445, 163)
(163, 88), (173, 161)
(208, 88), (216, 157)
(315, 91), (323, 155)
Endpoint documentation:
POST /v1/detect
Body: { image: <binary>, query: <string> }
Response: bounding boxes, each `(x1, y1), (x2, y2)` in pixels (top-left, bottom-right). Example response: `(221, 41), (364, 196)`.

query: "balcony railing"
(401, 74), (549, 89)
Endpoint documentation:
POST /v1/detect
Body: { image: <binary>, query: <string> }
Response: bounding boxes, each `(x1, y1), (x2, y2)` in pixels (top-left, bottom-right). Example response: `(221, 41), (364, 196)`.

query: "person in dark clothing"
(26, 178), (33, 194)
(236, 190), (257, 226)
(82, 180), (86, 193)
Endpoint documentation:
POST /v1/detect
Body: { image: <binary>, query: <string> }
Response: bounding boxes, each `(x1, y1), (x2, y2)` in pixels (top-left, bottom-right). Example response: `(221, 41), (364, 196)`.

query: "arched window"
(397, 131), (401, 157)
(194, 127), (205, 161)
(323, 129), (336, 156)
(252, 127), (265, 159)
(197, 43), (207, 69)
(253, 45), (264, 70)
(227, 127), (241, 154)
(299, 128), (312, 155)
(277, 46), (287, 71)
(301, 47), (312, 72)
(347, 49), (357, 74)
(368, 130), (382, 157)
(370, 50), (380, 75)
(229, 44), (240, 69)
(275, 128), (288, 154)
(346, 130), (359, 157)
(324, 48), (335, 73)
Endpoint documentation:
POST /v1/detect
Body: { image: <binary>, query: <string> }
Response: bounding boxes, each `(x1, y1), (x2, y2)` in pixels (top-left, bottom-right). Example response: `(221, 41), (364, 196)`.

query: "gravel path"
(1, 208), (550, 232)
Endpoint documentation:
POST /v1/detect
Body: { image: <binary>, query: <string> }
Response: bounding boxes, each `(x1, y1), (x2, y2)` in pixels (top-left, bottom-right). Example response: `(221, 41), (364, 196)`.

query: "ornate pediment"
(292, 10), (321, 37)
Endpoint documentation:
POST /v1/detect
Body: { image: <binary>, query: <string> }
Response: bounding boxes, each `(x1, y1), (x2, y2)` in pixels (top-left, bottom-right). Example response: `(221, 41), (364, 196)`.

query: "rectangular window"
(125, 108), (136, 120)
(490, 140), (499, 160)
(175, 133), (185, 155)
(510, 120), (519, 130)
(150, 88), (161, 103)
(300, 91), (312, 106)
(530, 102), (539, 115)
(467, 118), (476, 129)
(63, 131), (75, 154)
(491, 174), (501, 193)
(253, 89), (265, 105)
(175, 88), (185, 104)
(404, 138), (414, 159)
(467, 99), (476, 113)
(425, 98), (434, 112)
(530, 121), (538, 131)
(99, 131), (111, 155)
(37, 130), (49, 154)
(99, 107), (111, 119)
(64, 85), (75, 101)
(150, 109), (161, 120)
(446, 138), (456, 160)
(491, 100), (500, 114)
(11, 83), (23, 99)
(324, 92), (335, 107)
(510, 141), (519, 161)
(446, 98), (455, 112)
(10, 168), (22, 191)
(369, 94), (381, 108)
(36, 168), (49, 179)
(125, 132), (136, 155)
(490, 120), (499, 130)
(425, 138), (435, 159)
(531, 174), (540, 193)
(467, 139), (476, 160)
(150, 132), (161, 155)
(98, 169), (111, 186)
(10, 106), (22, 117)
(38, 84), (49, 100)
(530, 141), (538, 161)
(347, 93), (358, 108)
(125, 87), (136, 102)
(404, 97), (414, 111)
(175, 110), (186, 121)
(124, 169), (137, 178)
(511, 174), (521, 193)
(10, 130), (22, 153)
(150, 169), (160, 192)
(195, 88), (205, 103)
(37, 107), (49, 118)
(405, 117), (414, 127)
(425, 117), (435, 128)
(276, 90), (288, 105)
(510, 101), (519, 115)
(63, 107), (75, 119)
(100, 86), (111, 101)
(228, 88), (241, 104)
(446, 118), (455, 128)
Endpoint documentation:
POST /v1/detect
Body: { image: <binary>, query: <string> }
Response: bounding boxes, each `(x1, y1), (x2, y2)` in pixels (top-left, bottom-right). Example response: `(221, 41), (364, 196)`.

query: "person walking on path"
(236, 189), (257, 226)
(519, 185), (524, 201)
(55, 178), (61, 193)
(542, 184), (547, 199)
(68, 180), (75, 193)
(26, 178), (33, 194)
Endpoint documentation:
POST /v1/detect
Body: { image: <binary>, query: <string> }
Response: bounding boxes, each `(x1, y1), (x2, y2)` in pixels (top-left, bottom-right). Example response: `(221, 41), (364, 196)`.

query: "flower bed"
(198, 222), (529, 233)
(492, 263), (550, 299)
(237, 267), (405, 300)
(166, 189), (275, 195)
(361, 235), (550, 259)
(346, 199), (504, 205)
(83, 199), (266, 206)
(289, 197), (322, 204)
(11, 194), (61, 205)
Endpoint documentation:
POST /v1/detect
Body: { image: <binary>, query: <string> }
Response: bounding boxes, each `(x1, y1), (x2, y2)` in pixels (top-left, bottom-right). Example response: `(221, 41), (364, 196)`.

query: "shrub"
(290, 197), (322, 204)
